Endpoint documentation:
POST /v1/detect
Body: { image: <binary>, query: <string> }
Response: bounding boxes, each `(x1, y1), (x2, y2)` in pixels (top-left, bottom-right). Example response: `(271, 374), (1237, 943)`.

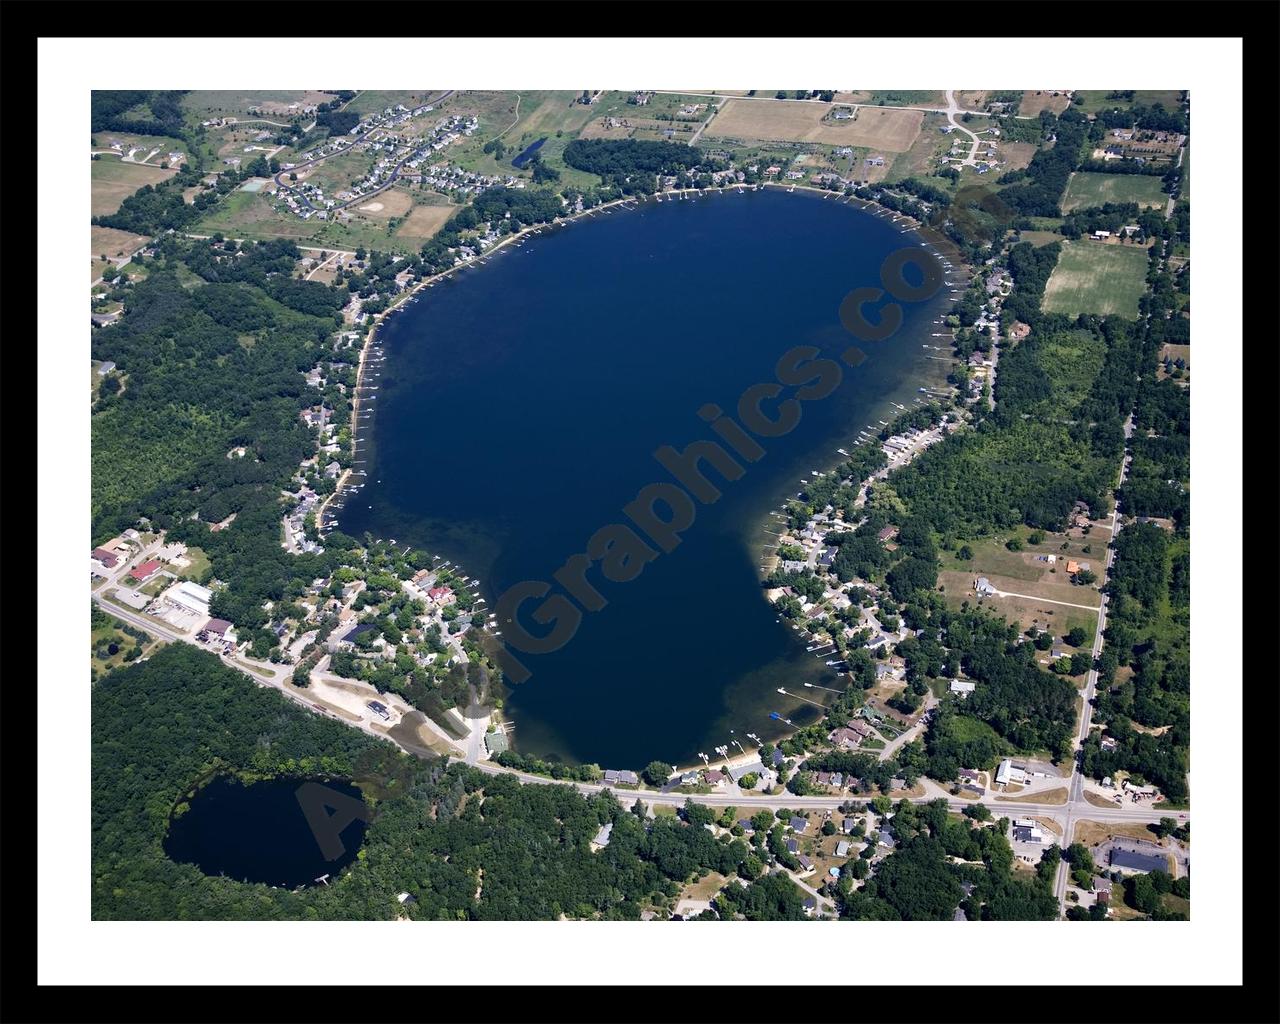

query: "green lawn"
(1071, 91), (1184, 115)
(1061, 172), (1169, 214)
(1042, 240), (1149, 319)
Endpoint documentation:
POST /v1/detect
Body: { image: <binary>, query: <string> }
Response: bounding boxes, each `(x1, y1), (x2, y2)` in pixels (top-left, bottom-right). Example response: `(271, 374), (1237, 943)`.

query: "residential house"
(949, 679), (976, 696)
(591, 823), (613, 849)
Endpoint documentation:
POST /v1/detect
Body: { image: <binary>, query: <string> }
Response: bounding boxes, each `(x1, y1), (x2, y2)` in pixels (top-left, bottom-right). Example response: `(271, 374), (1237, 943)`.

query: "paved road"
(1054, 412), (1137, 910)
(272, 90), (455, 213)
(943, 89), (985, 167)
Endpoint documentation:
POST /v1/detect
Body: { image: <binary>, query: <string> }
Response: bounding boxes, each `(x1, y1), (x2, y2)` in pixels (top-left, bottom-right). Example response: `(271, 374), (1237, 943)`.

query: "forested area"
(90, 236), (354, 630)
(1080, 231), (1191, 802)
(995, 108), (1090, 216)
(94, 646), (771, 920)
(839, 799), (1057, 920)
(562, 138), (726, 193)
(91, 89), (188, 137)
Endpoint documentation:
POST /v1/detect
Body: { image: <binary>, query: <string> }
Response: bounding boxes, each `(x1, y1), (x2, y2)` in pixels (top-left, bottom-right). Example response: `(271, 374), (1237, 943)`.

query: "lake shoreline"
(322, 183), (966, 771)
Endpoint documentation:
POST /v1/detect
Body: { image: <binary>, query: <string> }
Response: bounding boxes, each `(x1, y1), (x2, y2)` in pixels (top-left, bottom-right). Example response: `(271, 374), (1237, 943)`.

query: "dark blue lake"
(511, 137), (547, 168)
(338, 188), (951, 768)
(164, 775), (369, 888)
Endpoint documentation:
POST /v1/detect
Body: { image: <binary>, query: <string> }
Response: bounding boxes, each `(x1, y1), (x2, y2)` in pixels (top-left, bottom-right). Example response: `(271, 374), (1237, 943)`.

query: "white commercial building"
(164, 580), (213, 617)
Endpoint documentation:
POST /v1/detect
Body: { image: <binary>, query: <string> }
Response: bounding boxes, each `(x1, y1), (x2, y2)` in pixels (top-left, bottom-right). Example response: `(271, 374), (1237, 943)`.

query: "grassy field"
(184, 90), (335, 121)
(1072, 90), (1184, 115)
(836, 90), (946, 108)
(1016, 229), (1062, 248)
(1018, 91), (1073, 117)
(705, 98), (923, 152)
(995, 787), (1068, 805)
(91, 159), (176, 217)
(1042, 240), (1149, 318)
(1061, 172), (1169, 213)
(91, 132), (187, 165)
(177, 545), (212, 583)
(1073, 820), (1163, 848)
(887, 112), (953, 180)
(344, 90), (446, 117)
(1001, 141), (1039, 172)
(394, 201), (456, 244)
(194, 191), (434, 253)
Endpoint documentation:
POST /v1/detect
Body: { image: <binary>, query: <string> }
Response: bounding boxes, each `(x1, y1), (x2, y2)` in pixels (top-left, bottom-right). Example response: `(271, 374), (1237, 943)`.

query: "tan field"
(996, 787), (1068, 805)
(1002, 141), (1039, 171)
(952, 91), (990, 110)
(395, 203), (457, 243)
(705, 98), (923, 152)
(91, 226), (149, 262)
(355, 187), (414, 218)
(91, 159), (175, 217)
(1020, 90), (1073, 117)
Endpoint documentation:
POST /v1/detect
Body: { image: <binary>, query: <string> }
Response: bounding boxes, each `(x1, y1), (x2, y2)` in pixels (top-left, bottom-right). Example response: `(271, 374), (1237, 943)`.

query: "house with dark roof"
(796, 855), (814, 871)
(91, 547), (119, 568)
(842, 817), (857, 833)
(785, 838), (800, 854)
(789, 816), (808, 833)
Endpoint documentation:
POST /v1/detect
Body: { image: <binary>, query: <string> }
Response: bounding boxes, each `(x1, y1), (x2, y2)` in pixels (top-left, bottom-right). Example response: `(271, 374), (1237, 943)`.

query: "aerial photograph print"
(82, 80), (1201, 929)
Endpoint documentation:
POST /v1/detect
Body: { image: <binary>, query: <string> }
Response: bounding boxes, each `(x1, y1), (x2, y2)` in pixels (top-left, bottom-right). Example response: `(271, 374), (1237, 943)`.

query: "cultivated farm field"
(705, 98), (923, 152)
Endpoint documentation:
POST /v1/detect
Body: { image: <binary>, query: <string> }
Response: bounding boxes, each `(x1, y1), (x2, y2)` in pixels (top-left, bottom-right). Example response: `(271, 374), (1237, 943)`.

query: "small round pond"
(164, 775), (369, 888)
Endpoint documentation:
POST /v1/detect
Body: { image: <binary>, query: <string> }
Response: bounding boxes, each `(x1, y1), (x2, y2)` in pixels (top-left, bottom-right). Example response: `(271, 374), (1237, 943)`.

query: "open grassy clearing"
(1018, 91), (1073, 117)
(1001, 141), (1039, 172)
(344, 90), (446, 117)
(681, 871), (729, 902)
(1073, 820), (1166, 849)
(297, 148), (379, 195)
(995, 787), (1068, 805)
(394, 202), (457, 244)
(91, 159), (176, 217)
(1072, 90), (1184, 115)
(1061, 172), (1169, 213)
(886, 112), (954, 180)
(193, 191), (428, 253)
(836, 90), (946, 108)
(91, 132), (187, 164)
(705, 98), (923, 151)
(938, 578), (1099, 639)
(1016, 229), (1062, 247)
(1042, 240), (1149, 318)
(91, 225), (149, 259)
(184, 90), (335, 121)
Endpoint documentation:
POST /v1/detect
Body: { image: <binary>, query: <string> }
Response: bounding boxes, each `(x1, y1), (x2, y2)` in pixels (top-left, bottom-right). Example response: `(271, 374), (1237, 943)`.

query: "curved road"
(271, 90), (455, 214)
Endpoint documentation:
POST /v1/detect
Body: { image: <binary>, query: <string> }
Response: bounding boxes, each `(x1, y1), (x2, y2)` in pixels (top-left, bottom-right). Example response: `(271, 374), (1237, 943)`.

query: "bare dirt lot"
(705, 99), (923, 152)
